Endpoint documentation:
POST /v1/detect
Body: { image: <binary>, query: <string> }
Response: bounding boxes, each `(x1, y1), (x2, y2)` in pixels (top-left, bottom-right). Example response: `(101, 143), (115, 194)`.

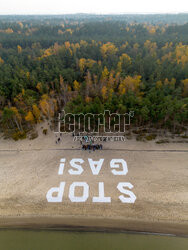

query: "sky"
(0, 0), (187, 15)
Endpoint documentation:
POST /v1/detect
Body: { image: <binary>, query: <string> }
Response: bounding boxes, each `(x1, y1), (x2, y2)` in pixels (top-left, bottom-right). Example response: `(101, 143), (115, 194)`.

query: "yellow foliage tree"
(101, 42), (118, 58)
(80, 40), (88, 47)
(101, 86), (107, 100)
(119, 75), (142, 95)
(10, 107), (21, 121)
(39, 95), (56, 117)
(65, 41), (71, 49)
(17, 45), (22, 53)
(79, 58), (86, 72)
(18, 22), (24, 29)
(40, 99), (50, 117)
(32, 104), (41, 122)
(144, 40), (157, 56)
(0, 57), (4, 64)
(156, 80), (162, 89)
(101, 66), (109, 81)
(120, 53), (131, 63)
(175, 43), (188, 66)
(36, 82), (42, 93)
(42, 47), (53, 58)
(78, 58), (96, 72)
(71, 43), (80, 53)
(117, 53), (132, 72)
(10, 107), (22, 131)
(86, 59), (96, 68)
(73, 80), (80, 91)
(146, 25), (156, 34)
(25, 111), (35, 123)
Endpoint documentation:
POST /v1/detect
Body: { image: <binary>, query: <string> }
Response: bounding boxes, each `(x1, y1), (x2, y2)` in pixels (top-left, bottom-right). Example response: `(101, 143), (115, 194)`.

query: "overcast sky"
(0, 0), (187, 15)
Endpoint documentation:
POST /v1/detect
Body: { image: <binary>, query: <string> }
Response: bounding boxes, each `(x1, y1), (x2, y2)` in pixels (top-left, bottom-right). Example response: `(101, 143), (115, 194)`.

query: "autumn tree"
(101, 42), (118, 58)
(17, 45), (22, 53)
(32, 104), (41, 122)
(25, 111), (35, 123)
(119, 75), (142, 95)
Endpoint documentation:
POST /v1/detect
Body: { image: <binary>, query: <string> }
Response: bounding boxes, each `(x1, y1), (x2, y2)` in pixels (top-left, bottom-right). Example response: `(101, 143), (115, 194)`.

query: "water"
(0, 230), (187, 250)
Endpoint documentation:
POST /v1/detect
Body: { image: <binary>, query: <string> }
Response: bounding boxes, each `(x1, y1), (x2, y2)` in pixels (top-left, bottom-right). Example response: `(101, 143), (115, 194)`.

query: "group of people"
(82, 144), (103, 151)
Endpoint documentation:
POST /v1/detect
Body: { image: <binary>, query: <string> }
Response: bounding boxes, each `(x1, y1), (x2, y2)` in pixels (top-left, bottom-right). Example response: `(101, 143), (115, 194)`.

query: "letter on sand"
(68, 158), (84, 175)
(92, 182), (111, 203)
(110, 159), (128, 175)
(69, 182), (89, 202)
(46, 182), (65, 202)
(117, 182), (136, 203)
(88, 158), (104, 175)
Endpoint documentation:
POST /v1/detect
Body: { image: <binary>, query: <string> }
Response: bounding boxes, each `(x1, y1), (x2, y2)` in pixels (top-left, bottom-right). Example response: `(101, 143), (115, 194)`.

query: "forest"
(0, 14), (188, 139)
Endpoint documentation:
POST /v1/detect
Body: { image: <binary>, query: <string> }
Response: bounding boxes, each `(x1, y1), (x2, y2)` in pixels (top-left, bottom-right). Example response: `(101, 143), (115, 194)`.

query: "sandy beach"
(0, 126), (188, 236)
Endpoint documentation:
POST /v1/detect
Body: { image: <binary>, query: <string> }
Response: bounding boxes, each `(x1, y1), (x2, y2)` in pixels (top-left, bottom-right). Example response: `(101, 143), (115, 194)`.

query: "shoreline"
(0, 215), (188, 237)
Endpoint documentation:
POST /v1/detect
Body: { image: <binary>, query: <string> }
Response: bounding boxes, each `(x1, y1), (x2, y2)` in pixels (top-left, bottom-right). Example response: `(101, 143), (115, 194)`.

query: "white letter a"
(88, 158), (104, 175)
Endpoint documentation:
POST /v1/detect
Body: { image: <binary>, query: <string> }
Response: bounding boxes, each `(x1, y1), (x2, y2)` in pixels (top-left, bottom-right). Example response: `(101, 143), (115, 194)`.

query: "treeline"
(0, 16), (188, 48)
(0, 15), (188, 139)
(0, 13), (188, 24)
